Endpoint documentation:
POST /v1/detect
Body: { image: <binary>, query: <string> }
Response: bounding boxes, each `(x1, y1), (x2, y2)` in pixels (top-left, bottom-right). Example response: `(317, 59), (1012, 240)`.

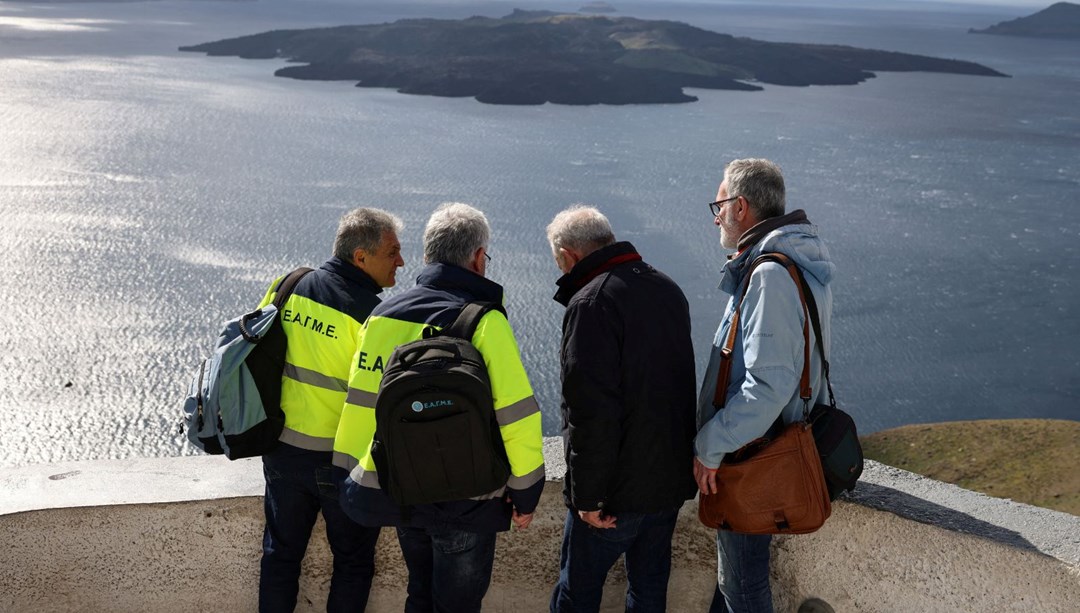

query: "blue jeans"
(550, 508), (680, 613)
(708, 530), (773, 613)
(259, 444), (381, 613)
(396, 526), (497, 613)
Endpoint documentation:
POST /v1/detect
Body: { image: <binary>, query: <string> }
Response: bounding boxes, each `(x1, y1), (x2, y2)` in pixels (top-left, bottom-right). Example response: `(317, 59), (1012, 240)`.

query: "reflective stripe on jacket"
(333, 263), (545, 532)
(259, 257), (382, 451)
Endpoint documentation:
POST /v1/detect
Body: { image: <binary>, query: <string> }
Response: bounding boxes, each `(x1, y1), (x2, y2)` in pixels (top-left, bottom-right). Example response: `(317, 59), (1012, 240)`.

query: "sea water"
(1, 0), (1077, 467)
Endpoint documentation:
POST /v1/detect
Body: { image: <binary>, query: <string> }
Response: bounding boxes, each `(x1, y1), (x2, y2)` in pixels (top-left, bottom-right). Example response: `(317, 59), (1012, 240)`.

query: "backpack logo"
(411, 399), (453, 412)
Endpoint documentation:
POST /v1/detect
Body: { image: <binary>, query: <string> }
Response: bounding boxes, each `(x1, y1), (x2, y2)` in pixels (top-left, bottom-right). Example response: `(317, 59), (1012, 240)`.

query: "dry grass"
(860, 419), (1080, 516)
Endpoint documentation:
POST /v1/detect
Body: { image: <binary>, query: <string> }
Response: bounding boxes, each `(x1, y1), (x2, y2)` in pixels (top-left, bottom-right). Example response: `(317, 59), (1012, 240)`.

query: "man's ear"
(471, 247), (486, 275)
(561, 247), (578, 273)
(733, 196), (748, 221)
(352, 247), (367, 269)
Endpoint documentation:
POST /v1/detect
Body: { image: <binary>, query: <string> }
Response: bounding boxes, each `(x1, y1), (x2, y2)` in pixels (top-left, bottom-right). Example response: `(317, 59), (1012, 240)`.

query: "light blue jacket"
(695, 218), (835, 468)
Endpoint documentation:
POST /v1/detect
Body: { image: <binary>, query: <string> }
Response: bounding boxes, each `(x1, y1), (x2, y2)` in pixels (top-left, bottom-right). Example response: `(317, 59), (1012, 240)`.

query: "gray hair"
(724, 158), (786, 220)
(332, 207), (404, 260)
(546, 205), (615, 257)
(423, 202), (490, 267)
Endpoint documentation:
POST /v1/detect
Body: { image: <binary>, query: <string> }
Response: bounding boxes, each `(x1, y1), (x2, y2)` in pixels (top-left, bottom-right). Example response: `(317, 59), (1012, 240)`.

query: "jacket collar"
(732, 209), (810, 258)
(322, 256), (383, 294)
(553, 241), (642, 306)
(415, 262), (504, 304)
(719, 210), (813, 295)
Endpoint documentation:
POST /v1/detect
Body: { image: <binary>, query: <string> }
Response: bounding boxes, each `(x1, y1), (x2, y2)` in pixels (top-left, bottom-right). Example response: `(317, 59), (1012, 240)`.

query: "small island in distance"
(580, 1), (617, 13)
(970, 2), (1080, 39)
(181, 9), (1007, 106)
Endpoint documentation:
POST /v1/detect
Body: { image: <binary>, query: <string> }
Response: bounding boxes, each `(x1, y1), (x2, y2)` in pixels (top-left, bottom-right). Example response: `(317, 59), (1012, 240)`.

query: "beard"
(718, 210), (740, 250)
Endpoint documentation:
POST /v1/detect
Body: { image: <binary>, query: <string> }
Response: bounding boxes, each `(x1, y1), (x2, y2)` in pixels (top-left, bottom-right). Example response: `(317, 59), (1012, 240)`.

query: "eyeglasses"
(483, 251), (491, 263)
(709, 196), (738, 218)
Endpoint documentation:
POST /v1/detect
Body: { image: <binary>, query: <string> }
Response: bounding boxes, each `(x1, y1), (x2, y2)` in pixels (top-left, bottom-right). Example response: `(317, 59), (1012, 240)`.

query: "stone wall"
(2, 445), (1078, 612)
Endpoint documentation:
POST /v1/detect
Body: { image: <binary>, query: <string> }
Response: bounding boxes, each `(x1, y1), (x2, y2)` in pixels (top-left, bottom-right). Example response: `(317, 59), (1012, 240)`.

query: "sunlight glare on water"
(1, 0), (1077, 468)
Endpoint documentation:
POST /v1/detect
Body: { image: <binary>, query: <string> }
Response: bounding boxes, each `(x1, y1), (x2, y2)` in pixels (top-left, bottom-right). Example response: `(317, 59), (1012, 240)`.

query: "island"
(180, 9), (1008, 106)
(580, 1), (616, 13)
(970, 2), (1080, 39)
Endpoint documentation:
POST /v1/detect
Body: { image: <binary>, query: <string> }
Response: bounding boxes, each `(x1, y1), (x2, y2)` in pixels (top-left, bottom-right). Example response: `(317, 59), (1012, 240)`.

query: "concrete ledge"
(2, 442), (1079, 612)
(852, 461), (1080, 568)
(0, 438), (568, 516)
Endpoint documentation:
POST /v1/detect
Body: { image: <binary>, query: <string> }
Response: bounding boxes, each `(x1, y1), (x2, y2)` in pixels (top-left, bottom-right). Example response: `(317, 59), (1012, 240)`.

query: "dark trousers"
(259, 443), (381, 613)
(395, 526), (497, 613)
(550, 508), (680, 613)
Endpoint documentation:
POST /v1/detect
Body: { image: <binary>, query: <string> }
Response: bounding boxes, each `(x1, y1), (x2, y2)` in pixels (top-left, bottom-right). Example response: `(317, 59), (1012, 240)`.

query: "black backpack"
(370, 302), (511, 506)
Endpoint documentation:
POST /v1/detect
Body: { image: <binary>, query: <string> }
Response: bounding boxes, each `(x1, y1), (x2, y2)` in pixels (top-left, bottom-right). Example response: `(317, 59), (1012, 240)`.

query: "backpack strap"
(272, 267), (315, 309)
(240, 267), (314, 342)
(440, 302), (505, 342)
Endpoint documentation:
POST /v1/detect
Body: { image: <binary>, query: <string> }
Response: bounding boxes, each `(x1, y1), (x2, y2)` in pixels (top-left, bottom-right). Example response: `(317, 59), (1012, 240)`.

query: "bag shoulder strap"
(712, 253), (813, 420)
(272, 267), (315, 309)
(440, 302), (506, 342)
(789, 262), (837, 408)
(240, 267), (314, 342)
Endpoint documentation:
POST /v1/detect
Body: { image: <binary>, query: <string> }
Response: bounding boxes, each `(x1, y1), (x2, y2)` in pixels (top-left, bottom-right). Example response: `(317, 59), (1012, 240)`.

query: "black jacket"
(554, 241), (698, 514)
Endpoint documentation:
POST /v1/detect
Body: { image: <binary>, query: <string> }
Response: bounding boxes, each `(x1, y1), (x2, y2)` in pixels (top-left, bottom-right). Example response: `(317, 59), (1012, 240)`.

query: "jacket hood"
(719, 211), (834, 295)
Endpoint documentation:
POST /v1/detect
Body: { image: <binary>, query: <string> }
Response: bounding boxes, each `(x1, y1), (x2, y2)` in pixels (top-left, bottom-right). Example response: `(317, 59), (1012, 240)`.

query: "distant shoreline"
(969, 1), (1080, 40)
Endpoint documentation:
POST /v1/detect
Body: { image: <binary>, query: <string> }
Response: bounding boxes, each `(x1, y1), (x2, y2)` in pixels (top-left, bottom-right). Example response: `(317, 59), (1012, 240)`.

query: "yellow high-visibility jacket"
(259, 257), (383, 451)
(333, 263), (545, 532)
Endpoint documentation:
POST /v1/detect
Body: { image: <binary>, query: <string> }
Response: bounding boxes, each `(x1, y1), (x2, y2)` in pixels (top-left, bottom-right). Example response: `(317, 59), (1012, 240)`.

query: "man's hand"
(512, 509), (534, 530)
(578, 510), (617, 529)
(694, 457), (719, 496)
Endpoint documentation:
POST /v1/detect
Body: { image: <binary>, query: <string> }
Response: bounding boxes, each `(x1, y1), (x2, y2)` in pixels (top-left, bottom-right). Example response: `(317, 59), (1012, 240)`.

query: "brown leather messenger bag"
(698, 252), (832, 535)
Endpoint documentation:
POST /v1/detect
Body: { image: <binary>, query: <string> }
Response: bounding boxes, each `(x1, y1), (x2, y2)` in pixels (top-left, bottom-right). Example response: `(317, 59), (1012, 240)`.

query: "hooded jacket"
(695, 211), (835, 468)
(555, 242), (698, 514)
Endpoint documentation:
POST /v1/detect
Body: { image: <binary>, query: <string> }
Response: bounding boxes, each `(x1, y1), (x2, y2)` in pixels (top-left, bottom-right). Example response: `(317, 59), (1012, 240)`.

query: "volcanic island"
(181, 9), (1007, 106)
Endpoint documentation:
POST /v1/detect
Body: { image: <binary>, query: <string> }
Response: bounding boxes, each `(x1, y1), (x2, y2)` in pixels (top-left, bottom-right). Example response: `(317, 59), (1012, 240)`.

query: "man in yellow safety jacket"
(333, 202), (545, 612)
(258, 208), (404, 613)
